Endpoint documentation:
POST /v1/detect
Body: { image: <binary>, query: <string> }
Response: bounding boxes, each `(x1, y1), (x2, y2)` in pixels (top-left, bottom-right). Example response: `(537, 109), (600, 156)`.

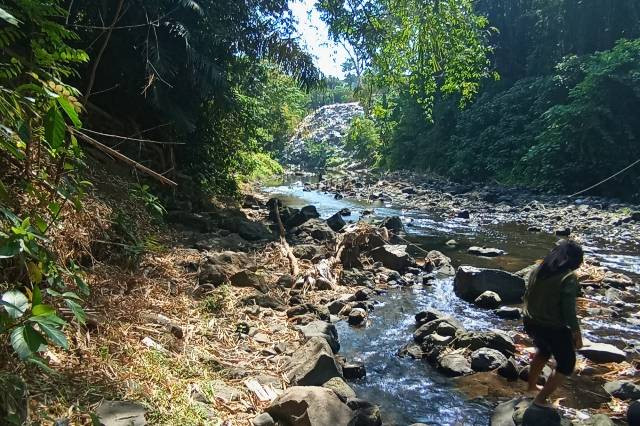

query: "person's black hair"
(537, 239), (584, 280)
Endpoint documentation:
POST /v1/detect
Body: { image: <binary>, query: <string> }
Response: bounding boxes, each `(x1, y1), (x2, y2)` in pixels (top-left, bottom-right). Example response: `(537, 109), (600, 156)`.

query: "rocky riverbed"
(255, 173), (640, 425)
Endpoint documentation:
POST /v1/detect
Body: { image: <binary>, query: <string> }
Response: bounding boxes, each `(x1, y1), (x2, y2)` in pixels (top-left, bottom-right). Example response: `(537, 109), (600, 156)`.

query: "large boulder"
(454, 266), (526, 304)
(491, 398), (567, 426)
(327, 213), (347, 232)
(199, 251), (253, 286)
(437, 353), (473, 377)
(454, 331), (515, 357)
(424, 251), (455, 275)
(323, 377), (356, 402)
(369, 245), (415, 272)
(468, 246), (505, 257)
(219, 216), (274, 241)
(94, 400), (147, 426)
(266, 386), (354, 426)
(284, 337), (343, 386)
(285, 205), (321, 229)
(379, 216), (404, 234)
(298, 321), (340, 353)
(579, 343), (627, 364)
(294, 219), (335, 241)
(470, 347), (508, 372)
(230, 270), (268, 292)
(414, 318), (463, 344)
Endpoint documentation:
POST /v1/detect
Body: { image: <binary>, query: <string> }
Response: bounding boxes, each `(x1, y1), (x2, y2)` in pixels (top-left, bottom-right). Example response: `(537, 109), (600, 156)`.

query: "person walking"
(523, 240), (584, 408)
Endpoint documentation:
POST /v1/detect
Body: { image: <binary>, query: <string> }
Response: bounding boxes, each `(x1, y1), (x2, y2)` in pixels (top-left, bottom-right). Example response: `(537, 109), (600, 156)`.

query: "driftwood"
(72, 129), (177, 187)
(272, 200), (299, 276)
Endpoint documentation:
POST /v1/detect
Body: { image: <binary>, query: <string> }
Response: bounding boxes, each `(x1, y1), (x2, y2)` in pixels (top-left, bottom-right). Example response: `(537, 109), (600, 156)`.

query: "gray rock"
(579, 343), (626, 363)
(437, 353), (473, 377)
(343, 361), (366, 380)
(454, 266), (526, 304)
(94, 401), (147, 426)
(474, 291), (502, 309)
(414, 318), (463, 344)
(266, 386), (354, 426)
(348, 308), (367, 326)
(252, 413), (275, 426)
(285, 205), (320, 228)
(241, 293), (285, 311)
(454, 331), (515, 357)
(468, 246), (506, 257)
(495, 307), (522, 320)
(397, 343), (424, 359)
(521, 403), (563, 426)
(323, 377), (357, 402)
(295, 219), (336, 241)
(327, 212), (347, 232)
(498, 357), (520, 381)
(199, 251), (253, 286)
(425, 250), (455, 275)
(298, 321), (340, 353)
(573, 414), (614, 426)
(471, 347), (508, 371)
(284, 337), (343, 386)
(230, 270), (268, 292)
(603, 380), (640, 400)
(292, 244), (326, 260)
(369, 245), (415, 272)
(380, 216), (404, 234)
(220, 216), (274, 241)
(415, 309), (447, 326)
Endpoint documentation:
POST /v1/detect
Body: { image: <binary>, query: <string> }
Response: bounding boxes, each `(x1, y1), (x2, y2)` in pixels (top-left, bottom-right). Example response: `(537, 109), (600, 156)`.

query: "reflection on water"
(264, 178), (640, 425)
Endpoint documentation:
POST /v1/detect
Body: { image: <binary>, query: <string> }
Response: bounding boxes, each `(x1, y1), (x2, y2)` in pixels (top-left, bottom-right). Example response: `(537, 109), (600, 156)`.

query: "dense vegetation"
(321, 0), (640, 201)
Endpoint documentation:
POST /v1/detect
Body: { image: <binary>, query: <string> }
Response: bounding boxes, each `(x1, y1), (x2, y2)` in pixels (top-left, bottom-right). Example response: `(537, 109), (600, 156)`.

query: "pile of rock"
(400, 309), (518, 378)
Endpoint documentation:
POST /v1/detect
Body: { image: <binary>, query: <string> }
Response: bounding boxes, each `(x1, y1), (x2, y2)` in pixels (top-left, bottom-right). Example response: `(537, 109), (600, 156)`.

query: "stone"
(323, 377), (357, 402)
(339, 208), (351, 216)
(220, 216), (274, 241)
(414, 318), (463, 344)
(200, 251), (252, 286)
(470, 347), (508, 372)
(354, 288), (373, 301)
(454, 331), (515, 357)
(424, 250), (455, 275)
(579, 343), (626, 363)
(436, 322), (458, 337)
(602, 271), (634, 288)
(327, 212), (347, 232)
(292, 244), (326, 260)
(445, 239), (458, 247)
(266, 386), (354, 426)
(415, 309), (446, 326)
(252, 413), (275, 426)
(348, 308), (367, 326)
(498, 357), (520, 381)
(284, 337), (343, 386)
(241, 293), (285, 311)
(369, 245), (415, 272)
(298, 321), (340, 353)
(521, 403), (563, 426)
(495, 307), (522, 320)
(348, 402), (382, 426)
(474, 291), (502, 309)
(603, 381), (640, 400)
(437, 353), (473, 377)
(573, 414), (614, 426)
(398, 343), (424, 359)
(94, 400), (147, 426)
(380, 216), (404, 234)
(555, 228), (571, 237)
(285, 205), (320, 228)
(230, 270), (268, 292)
(468, 246), (506, 257)
(277, 274), (296, 288)
(343, 361), (366, 380)
(454, 266), (526, 304)
(295, 219), (336, 241)
(457, 210), (470, 219)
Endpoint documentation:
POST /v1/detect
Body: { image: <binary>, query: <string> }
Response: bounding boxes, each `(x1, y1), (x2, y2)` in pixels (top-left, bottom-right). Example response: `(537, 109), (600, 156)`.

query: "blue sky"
(289, 0), (348, 78)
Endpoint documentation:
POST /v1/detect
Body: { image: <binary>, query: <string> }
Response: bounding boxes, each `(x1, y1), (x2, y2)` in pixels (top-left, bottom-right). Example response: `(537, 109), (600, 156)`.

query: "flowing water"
(263, 179), (640, 425)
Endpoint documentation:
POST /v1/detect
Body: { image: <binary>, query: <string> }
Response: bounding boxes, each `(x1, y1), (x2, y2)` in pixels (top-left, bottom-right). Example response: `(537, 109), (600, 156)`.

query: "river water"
(263, 179), (640, 426)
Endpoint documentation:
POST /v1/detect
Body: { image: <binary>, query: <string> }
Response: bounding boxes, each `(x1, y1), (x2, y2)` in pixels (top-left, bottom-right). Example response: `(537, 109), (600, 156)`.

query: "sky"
(289, 0), (348, 78)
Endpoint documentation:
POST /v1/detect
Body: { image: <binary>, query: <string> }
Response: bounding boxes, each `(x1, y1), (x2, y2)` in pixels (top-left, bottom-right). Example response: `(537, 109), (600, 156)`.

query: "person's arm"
(561, 274), (582, 348)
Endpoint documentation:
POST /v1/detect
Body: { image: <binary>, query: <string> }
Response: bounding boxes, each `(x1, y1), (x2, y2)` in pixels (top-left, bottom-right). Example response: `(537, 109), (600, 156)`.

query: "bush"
(345, 117), (382, 165)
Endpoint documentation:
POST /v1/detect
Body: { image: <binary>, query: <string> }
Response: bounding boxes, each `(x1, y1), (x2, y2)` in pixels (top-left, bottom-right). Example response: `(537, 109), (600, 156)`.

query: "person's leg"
(534, 327), (576, 407)
(527, 350), (550, 392)
(534, 371), (567, 406)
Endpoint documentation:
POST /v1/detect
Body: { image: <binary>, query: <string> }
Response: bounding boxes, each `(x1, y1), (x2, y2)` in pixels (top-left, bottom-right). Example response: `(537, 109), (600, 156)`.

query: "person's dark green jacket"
(523, 266), (581, 332)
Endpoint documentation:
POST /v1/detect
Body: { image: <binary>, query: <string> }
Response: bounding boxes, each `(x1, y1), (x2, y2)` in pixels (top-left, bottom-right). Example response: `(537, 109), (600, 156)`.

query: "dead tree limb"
(272, 200), (299, 276)
(72, 129), (177, 187)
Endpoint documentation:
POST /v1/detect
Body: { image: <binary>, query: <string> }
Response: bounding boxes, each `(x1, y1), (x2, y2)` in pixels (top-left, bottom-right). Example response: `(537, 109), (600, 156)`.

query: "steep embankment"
(284, 102), (363, 170)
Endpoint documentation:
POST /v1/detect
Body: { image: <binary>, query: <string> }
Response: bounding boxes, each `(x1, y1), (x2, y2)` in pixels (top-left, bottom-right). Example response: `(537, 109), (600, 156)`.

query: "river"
(263, 178), (640, 425)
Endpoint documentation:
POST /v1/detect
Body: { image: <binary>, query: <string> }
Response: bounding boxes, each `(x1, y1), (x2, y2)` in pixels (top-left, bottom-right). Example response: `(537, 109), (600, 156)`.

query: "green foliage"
(352, 0), (640, 201)
(317, 0), (493, 116)
(307, 76), (356, 109)
(344, 117), (381, 164)
(132, 184), (167, 219)
(305, 139), (337, 171)
(0, 0), (89, 366)
(200, 286), (229, 315)
(243, 152), (284, 182)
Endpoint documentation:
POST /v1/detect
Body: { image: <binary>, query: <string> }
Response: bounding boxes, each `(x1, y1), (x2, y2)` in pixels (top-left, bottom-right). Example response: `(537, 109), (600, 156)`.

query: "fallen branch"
(272, 200), (299, 276)
(72, 128), (178, 187)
